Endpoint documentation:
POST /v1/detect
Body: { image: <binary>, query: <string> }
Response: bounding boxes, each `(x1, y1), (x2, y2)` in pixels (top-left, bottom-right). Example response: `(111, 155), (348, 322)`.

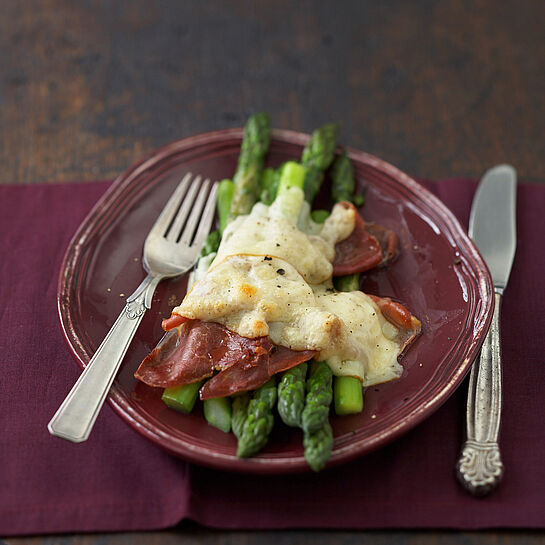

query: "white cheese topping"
(211, 198), (355, 285)
(174, 190), (407, 385)
(179, 255), (339, 345)
(311, 286), (403, 386)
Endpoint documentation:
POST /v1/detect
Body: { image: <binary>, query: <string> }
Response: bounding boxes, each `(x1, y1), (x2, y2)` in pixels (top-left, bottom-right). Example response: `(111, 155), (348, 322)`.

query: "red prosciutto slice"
(161, 313), (188, 331)
(268, 346), (317, 375)
(199, 357), (270, 399)
(134, 319), (316, 396)
(200, 345), (316, 400)
(368, 294), (422, 353)
(333, 202), (398, 276)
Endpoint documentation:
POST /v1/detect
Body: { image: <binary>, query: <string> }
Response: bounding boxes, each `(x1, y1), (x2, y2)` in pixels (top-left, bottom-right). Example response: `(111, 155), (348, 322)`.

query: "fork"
(48, 173), (218, 443)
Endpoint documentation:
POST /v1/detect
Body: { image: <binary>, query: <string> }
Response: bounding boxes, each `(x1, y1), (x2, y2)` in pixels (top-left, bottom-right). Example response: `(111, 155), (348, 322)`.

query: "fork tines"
(154, 173), (218, 247)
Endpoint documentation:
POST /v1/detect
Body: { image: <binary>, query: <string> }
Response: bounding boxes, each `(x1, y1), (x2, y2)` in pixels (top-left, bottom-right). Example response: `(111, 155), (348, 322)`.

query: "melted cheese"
(212, 198), (355, 284)
(311, 287), (403, 386)
(179, 255), (343, 349)
(174, 191), (407, 386)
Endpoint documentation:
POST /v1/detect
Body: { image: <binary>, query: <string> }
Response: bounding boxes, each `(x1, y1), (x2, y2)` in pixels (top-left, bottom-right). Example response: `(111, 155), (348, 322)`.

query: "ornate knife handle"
(48, 273), (161, 443)
(456, 291), (504, 495)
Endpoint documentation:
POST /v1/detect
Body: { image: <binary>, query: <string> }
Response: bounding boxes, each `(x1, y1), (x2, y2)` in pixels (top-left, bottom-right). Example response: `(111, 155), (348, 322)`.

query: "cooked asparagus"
(334, 375), (364, 415)
(301, 362), (334, 471)
(301, 123), (339, 203)
(310, 209), (330, 224)
(301, 361), (333, 434)
(229, 112), (271, 216)
(232, 393), (251, 439)
(259, 166), (282, 205)
(334, 274), (360, 292)
(203, 397), (232, 433)
(303, 420), (333, 472)
(200, 230), (221, 257)
(272, 161), (306, 223)
(237, 378), (277, 458)
(332, 274), (364, 414)
(277, 362), (308, 427)
(331, 151), (364, 206)
(161, 381), (202, 414)
(217, 179), (234, 234)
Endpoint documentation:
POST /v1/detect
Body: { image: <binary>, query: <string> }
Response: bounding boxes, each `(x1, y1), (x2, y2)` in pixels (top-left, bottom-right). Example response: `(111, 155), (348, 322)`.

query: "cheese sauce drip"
(174, 194), (407, 385)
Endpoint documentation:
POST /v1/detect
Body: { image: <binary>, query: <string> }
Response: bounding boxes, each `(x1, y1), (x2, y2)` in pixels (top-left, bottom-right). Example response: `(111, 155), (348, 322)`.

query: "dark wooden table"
(2, 1), (544, 544)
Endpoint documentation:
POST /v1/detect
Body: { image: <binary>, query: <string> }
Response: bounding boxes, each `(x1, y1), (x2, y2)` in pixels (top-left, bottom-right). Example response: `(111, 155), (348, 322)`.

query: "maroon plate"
(58, 128), (493, 473)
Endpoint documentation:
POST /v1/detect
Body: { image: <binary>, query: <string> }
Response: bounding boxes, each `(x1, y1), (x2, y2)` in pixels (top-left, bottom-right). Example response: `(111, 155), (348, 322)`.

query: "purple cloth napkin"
(1, 179), (544, 536)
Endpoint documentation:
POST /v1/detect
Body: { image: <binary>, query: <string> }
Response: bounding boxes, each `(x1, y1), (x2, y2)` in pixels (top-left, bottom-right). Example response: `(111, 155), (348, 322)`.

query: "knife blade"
(469, 164), (517, 291)
(456, 164), (517, 496)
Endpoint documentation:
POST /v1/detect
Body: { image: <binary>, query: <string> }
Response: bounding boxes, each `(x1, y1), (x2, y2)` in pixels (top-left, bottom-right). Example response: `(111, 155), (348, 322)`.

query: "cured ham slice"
(333, 202), (398, 276)
(268, 346), (318, 375)
(161, 313), (188, 331)
(368, 294), (421, 355)
(200, 346), (317, 399)
(134, 320), (316, 396)
(199, 357), (271, 400)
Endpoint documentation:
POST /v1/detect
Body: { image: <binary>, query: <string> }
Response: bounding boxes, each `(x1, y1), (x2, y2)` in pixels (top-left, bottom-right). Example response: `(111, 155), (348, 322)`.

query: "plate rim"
(57, 127), (494, 473)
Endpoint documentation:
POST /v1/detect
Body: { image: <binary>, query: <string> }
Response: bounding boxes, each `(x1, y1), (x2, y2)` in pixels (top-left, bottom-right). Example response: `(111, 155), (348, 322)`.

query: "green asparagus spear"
(301, 123), (339, 203)
(310, 209), (330, 224)
(162, 381), (202, 414)
(352, 193), (365, 207)
(331, 151), (355, 203)
(237, 378), (277, 458)
(301, 361), (333, 434)
(304, 420), (333, 472)
(203, 397), (232, 433)
(331, 151), (365, 206)
(200, 230), (221, 257)
(260, 167), (275, 203)
(217, 179), (234, 234)
(334, 274), (360, 292)
(276, 161), (306, 193)
(301, 362), (334, 471)
(229, 112), (271, 217)
(271, 161), (306, 223)
(231, 393), (250, 438)
(334, 375), (364, 415)
(334, 265), (364, 414)
(260, 167), (279, 205)
(277, 362), (308, 427)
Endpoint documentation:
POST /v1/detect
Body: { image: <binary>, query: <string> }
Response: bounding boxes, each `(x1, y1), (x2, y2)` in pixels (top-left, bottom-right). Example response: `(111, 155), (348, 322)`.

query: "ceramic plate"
(58, 128), (494, 473)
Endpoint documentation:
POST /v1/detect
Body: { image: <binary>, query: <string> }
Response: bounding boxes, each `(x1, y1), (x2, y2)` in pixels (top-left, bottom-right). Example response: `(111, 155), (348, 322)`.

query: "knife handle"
(456, 291), (504, 495)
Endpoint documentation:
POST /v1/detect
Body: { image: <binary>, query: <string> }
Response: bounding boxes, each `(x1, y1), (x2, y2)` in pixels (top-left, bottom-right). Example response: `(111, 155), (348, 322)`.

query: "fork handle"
(48, 274), (161, 442)
(456, 291), (504, 495)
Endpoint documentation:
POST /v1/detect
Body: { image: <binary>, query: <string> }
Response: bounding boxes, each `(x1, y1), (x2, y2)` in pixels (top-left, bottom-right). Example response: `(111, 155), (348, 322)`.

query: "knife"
(456, 164), (517, 496)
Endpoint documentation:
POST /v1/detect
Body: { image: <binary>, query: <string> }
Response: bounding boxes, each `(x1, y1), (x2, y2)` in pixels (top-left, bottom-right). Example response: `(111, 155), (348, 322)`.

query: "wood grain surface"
(1, 0), (543, 185)
(2, 0), (544, 543)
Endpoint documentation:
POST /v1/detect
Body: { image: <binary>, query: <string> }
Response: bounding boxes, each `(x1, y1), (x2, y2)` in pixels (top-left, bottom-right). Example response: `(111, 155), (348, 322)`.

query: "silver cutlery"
(456, 164), (517, 495)
(48, 173), (218, 443)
